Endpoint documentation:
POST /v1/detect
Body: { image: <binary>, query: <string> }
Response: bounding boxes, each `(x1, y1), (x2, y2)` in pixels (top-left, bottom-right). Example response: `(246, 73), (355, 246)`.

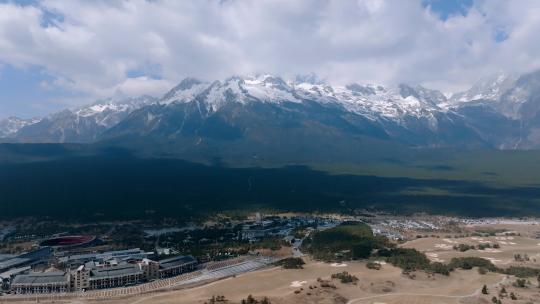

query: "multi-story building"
(70, 265), (90, 291)
(140, 258), (160, 280)
(0, 266), (31, 291)
(158, 256), (197, 278)
(88, 263), (144, 289)
(11, 254), (198, 293)
(11, 271), (70, 294)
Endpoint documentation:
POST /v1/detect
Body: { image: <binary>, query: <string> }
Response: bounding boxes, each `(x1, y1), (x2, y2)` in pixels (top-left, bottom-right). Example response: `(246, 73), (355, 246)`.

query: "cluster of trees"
(503, 266), (540, 278)
(377, 248), (432, 272)
(448, 257), (498, 271)
(205, 295), (228, 304)
(453, 243), (474, 252)
(513, 253), (531, 262)
(482, 285), (517, 302)
(240, 295), (271, 304)
(378, 250), (502, 276)
(331, 271), (359, 284)
(513, 278), (528, 288)
(303, 222), (391, 261)
(452, 243), (500, 252)
(366, 261), (382, 270)
(277, 257), (305, 269)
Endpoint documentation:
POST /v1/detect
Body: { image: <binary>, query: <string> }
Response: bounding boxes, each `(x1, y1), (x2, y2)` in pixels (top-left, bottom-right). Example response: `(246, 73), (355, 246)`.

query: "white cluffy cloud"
(1, 0), (540, 110)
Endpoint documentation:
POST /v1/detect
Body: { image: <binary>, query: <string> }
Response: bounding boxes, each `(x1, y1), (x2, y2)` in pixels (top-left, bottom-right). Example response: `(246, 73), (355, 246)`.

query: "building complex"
(0, 247), (197, 294)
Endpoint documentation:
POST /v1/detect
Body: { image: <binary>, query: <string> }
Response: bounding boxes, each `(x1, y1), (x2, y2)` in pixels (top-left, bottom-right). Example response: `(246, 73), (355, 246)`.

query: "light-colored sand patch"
(483, 248), (502, 253)
(434, 244), (453, 249)
(330, 263), (347, 267)
(290, 280), (307, 288)
(374, 261), (387, 265)
(442, 238), (456, 244)
(509, 242), (517, 245)
(483, 257), (503, 264)
(499, 241), (508, 245)
(471, 237), (484, 241)
(495, 236), (515, 241)
(426, 252), (445, 262)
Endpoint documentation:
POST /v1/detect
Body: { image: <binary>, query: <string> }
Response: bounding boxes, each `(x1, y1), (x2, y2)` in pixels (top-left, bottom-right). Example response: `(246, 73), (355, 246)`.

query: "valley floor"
(4, 220), (540, 304)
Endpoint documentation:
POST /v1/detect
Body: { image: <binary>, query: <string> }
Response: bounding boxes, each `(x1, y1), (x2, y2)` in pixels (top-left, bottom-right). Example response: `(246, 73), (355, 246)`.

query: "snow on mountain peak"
(0, 116), (40, 137)
(449, 72), (517, 105)
(74, 96), (155, 118)
(157, 74), (448, 123)
(160, 78), (209, 105)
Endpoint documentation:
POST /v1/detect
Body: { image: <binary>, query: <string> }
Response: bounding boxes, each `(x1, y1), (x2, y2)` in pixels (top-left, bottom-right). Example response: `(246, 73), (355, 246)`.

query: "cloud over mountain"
(2, 0), (540, 116)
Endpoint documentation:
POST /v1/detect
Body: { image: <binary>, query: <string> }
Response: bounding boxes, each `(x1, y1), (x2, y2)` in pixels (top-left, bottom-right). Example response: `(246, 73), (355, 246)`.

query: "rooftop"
(0, 258), (32, 271)
(0, 254), (16, 263)
(11, 271), (68, 285)
(158, 255), (197, 270)
(60, 248), (147, 264)
(0, 266), (31, 280)
(90, 264), (143, 280)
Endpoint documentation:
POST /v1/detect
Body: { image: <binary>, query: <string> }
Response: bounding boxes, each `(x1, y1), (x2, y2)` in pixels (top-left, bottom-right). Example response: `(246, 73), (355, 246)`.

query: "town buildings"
(2, 247), (198, 294)
(11, 271), (70, 294)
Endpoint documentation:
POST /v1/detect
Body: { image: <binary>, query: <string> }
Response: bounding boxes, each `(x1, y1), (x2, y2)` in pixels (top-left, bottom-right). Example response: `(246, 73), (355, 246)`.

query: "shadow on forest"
(1, 146), (540, 220)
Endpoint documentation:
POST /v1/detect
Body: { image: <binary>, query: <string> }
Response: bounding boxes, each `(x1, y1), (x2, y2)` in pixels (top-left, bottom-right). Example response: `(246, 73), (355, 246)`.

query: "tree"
(514, 278), (527, 288)
(510, 292), (517, 300)
(482, 285), (489, 294)
(260, 297), (271, 304)
(245, 295), (257, 304)
(491, 296), (498, 304)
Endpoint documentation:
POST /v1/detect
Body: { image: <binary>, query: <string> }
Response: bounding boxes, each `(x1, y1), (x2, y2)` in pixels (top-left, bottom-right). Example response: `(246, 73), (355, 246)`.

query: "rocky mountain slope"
(6, 96), (156, 143)
(7, 71), (540, 153)
(0, 117), (40, 138)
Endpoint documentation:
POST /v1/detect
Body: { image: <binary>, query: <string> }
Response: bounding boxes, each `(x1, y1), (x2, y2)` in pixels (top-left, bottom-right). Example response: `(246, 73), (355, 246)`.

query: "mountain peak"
(450, 72), (517, 104)
(294, 73), (326, 85)
(0, 116), (41, 138)
(399, 84), (447, 105)
(160, 77), (209, 105)
(345, 83), (376, 95)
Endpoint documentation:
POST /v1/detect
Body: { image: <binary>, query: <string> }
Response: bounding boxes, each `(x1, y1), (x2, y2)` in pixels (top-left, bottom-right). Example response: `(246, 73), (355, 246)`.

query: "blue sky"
(422, 0), (473, 20)
(0, 0), (536, 119)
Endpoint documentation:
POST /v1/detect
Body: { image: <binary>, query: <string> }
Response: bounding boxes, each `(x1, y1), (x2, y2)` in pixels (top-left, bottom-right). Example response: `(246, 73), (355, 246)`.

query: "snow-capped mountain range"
(160, 75), (445, 122)
(5, 70), (540, 151)
(0, 117), (40, 138)
(3, 96), (156, 143)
